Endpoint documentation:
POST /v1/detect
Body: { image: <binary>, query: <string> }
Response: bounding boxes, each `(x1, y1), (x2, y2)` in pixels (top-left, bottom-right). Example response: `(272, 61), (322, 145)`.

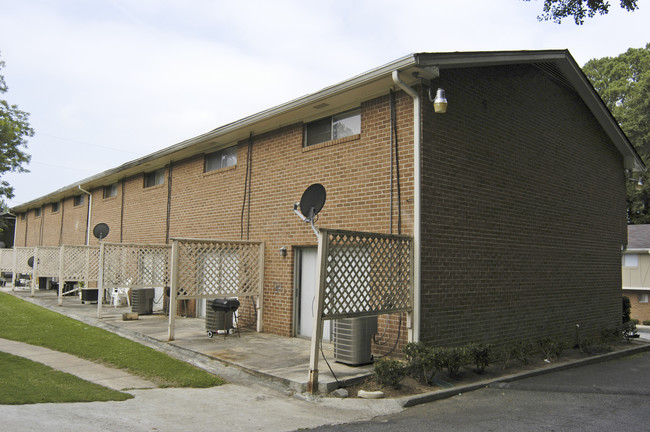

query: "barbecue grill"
(206, 298), (240, 338)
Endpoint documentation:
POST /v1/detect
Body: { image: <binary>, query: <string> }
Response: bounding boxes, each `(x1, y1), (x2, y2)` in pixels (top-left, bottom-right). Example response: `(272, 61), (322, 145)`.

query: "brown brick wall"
(59, 196), (90, 245)
(420, 65), (627, 347)
(41, 202), (63, 246)
(89, 183), (124, 245)
(122, 172), (169, 244)
(17, 91), (415, 338)
(165, 93), (415, 336)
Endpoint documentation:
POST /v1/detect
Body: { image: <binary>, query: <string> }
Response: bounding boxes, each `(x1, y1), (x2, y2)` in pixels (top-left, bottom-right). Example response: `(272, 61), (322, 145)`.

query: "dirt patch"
(344, 341), (642, 399)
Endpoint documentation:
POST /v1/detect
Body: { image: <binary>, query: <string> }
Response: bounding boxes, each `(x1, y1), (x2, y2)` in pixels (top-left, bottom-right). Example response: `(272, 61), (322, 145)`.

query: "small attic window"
(205, 146), (237, 172)
(144, 169), (165, 188)
(304, 108), (360, 147)
(103, 183), (118, 199)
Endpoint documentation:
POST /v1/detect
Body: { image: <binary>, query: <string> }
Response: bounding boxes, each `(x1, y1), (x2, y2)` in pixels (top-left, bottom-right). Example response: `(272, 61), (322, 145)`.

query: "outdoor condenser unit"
(131, 288), (154, 315)
(333, 316), (378, 366)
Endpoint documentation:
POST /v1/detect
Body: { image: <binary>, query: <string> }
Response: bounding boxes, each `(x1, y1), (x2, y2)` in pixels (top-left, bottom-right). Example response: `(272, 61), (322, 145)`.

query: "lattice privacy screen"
(14, 247), (35, 275)
(0, 249), (14, 272)
(101, 243), (171, 289)
(319, 229), (413, 320)
(34, 246), (61, 278)
(173, 239), (263, 299)
(61, 245), (100, 282)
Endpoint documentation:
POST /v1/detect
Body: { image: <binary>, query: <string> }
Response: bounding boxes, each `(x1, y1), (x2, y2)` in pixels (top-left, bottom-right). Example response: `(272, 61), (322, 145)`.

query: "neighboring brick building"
(11, 50), (644, 347)
(623, 224), (650, 323)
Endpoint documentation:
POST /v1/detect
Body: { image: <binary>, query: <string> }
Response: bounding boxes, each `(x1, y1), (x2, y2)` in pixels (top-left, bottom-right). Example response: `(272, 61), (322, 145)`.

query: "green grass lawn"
(0, 292), (224, 388)
(0, 351), (133, 404)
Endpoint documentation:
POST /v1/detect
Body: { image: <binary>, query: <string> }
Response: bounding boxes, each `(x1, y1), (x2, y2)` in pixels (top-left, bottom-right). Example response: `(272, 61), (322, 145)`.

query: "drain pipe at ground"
(78, 185), (92, 246)
(392, 70), (421, 343)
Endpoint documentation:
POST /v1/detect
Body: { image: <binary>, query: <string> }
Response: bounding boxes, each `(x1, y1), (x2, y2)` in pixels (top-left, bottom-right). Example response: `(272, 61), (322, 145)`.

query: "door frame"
(293, 246), (331, 340)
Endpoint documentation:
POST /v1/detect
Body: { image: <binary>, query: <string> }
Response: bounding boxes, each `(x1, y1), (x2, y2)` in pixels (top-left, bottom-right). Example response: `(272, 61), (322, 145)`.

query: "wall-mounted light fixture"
(635, 178), (644, 190)
(428, 88), (448, 114)
(627, 170), (645, 190)
(279, 246), (287, 257)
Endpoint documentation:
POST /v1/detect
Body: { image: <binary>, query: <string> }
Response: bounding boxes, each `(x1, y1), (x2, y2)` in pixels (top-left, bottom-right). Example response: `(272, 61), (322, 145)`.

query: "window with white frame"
(639, 293), (649, 303)
(205, 146), (237, 172)
(103, 183), (118, 199)
(144, 169), (165, 188)
(304, 108), (360, 147)
(623, 254), (639, 268)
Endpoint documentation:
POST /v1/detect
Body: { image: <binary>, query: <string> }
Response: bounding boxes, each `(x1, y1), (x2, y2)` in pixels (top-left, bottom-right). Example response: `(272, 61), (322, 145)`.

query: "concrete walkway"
(0, 336), (405, 432)
(0, 337), (157, 391)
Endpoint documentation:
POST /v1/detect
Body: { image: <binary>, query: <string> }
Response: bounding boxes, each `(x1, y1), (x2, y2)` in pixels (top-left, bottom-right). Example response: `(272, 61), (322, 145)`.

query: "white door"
(298, 248), (330, 341)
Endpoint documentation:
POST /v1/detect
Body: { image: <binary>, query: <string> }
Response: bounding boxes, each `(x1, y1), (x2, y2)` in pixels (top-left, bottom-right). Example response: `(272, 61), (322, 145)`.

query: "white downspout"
(78, 185), (92, 246)
(392, 70), (421, 343)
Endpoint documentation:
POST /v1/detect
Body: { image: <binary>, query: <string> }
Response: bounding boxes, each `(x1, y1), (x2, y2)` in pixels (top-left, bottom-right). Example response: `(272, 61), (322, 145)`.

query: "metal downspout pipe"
(78, 185), (92, 246)
(392, 70), (421, 343)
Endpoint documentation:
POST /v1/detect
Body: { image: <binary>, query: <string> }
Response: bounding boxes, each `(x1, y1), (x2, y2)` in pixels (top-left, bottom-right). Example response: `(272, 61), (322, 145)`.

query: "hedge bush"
(373, 357), (406, 389)
(403, 342), (442, 385)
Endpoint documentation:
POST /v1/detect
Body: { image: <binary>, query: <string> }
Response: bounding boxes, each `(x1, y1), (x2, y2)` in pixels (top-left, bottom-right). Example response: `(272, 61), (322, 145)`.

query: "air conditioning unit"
(131, 288), (154, 315)
(334, 316), (378, 366)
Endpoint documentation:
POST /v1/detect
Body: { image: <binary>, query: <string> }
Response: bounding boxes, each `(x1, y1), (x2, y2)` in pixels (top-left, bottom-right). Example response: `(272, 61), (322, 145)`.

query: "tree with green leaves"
(582, 43), (650, 223)
(523, 0), (639, 24)
(0, 52), (32, 202)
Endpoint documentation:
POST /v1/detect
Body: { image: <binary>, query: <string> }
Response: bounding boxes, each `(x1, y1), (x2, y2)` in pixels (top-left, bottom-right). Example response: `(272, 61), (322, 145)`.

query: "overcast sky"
(1, 0), (649, 208)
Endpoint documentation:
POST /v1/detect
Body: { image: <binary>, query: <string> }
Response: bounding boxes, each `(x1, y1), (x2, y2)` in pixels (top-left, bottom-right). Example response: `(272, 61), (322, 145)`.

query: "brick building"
(623, 224), (650, 323)
(11, 50), (644, 347)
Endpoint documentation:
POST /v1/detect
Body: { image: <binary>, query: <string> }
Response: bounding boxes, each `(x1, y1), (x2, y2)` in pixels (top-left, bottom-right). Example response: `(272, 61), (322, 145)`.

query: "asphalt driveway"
(305, 350), (650, 432)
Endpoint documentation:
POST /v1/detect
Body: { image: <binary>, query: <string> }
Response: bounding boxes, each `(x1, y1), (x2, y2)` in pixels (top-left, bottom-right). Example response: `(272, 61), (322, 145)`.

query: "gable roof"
(11, 49), (645, 213)
(627, 224), (650, 250)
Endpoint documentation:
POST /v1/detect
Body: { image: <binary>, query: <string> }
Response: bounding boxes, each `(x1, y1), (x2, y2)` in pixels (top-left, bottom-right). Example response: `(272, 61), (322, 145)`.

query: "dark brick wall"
(420, 64), (627, 347)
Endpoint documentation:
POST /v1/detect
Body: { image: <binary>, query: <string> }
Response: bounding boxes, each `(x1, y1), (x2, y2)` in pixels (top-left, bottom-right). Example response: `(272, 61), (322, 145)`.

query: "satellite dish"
(299, 183), (326, 222)
(93, 223), (110, 241)
(27, 256), (34, 268)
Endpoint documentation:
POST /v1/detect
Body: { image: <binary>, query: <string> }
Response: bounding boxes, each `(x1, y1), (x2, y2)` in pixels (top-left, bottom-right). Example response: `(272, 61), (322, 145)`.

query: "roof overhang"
(12, 49), (644, 212)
